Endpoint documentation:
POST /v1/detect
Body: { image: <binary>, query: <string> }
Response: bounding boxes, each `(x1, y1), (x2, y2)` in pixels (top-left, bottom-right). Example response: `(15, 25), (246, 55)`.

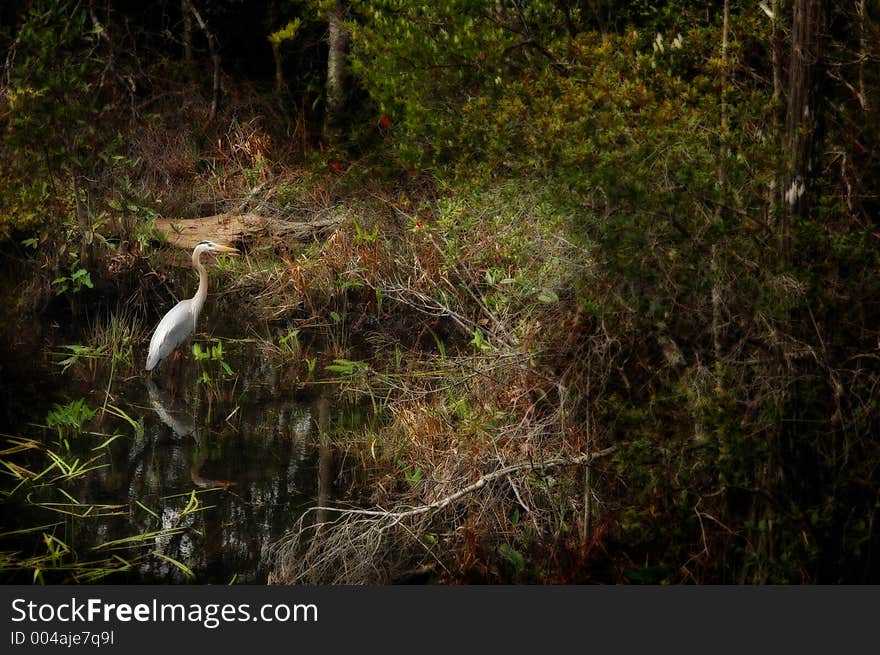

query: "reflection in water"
(0, 296), (364, 584)
(316, 395), (333, 526)
(145, 378), (194, 438)
(69, 335), (328, 583)
(145, 378), (234, 489)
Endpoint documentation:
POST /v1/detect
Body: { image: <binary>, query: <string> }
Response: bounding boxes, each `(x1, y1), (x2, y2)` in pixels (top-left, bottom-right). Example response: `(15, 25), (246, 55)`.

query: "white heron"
(145, 240), (238, 371)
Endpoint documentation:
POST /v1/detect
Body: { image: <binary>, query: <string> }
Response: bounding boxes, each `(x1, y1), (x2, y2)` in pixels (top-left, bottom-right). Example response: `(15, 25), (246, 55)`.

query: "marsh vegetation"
(2, 1), (879, 583)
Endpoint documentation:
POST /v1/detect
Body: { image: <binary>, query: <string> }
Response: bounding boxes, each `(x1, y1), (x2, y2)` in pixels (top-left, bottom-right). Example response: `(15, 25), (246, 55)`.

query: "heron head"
(196, 240), (239, 257)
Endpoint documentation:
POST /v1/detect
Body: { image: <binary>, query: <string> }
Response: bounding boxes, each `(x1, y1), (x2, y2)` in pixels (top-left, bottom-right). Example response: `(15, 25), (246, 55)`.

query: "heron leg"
(170, 349), (183, 375)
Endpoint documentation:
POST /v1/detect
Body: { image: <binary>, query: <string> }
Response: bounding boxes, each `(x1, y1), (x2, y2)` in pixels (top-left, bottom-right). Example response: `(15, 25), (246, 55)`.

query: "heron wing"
(146, 299), (196, 370)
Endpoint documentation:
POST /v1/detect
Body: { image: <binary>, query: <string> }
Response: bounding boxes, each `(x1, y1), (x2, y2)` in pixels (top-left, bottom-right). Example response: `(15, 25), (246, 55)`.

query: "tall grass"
(0, 390), (217, 583)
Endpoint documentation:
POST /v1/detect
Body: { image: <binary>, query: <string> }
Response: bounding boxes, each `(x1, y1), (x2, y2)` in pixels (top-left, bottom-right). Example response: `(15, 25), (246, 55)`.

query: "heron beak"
(213, 244), (239, 256)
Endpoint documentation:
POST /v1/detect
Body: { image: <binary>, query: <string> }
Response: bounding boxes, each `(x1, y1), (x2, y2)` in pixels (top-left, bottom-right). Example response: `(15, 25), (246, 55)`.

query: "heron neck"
(192, 248), (208, 319)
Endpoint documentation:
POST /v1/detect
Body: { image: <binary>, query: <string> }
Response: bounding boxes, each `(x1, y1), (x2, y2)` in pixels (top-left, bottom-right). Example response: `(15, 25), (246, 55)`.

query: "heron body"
(145, 240), (238, 371)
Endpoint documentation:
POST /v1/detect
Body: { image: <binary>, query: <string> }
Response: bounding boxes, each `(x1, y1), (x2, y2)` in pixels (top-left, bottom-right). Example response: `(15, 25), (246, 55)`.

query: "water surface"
(1, 299), (352, 584)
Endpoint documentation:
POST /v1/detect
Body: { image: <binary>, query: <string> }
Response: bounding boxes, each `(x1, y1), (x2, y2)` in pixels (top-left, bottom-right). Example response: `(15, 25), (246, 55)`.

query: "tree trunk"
(272, 41), (285, 97)
(856, 0), (869, 111)
(269, 0), (285, 102)
(783, 0), (825, 257)
(182, 0), (193, 63)
(710, 0), (730, 392)
(767, 0), (783, 247)
(324, 0), (350, 136)
(771, 0), (783, 102)
(73, 176), (92, 269)
(316, 395), (331, 526)
(189, 1), (221, 120)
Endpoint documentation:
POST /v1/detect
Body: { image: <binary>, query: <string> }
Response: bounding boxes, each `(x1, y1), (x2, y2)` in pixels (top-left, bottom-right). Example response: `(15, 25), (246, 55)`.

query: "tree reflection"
(75, 352), (324, 583)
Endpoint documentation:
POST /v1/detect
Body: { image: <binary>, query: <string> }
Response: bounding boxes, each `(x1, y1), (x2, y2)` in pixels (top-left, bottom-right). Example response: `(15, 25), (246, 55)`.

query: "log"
(153, 211), (346, 250)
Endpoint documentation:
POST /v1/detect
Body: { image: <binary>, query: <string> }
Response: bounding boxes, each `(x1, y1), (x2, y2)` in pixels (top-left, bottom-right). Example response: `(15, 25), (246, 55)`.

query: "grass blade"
(92, 527), (187, 550)
(152, 551), (195, 580)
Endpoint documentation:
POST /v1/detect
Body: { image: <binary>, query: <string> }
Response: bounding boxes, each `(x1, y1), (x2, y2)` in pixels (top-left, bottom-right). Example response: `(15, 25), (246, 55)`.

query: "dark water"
(1, 297), (355, 584)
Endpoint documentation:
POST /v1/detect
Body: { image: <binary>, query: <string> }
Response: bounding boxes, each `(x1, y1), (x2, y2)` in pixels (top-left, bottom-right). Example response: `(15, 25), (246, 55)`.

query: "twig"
(1, 33), (19, 97)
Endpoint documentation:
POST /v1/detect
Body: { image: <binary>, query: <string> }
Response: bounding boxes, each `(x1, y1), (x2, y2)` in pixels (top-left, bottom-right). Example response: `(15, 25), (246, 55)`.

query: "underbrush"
(266, 182), (622, 583)
(260, 167), (879, 583)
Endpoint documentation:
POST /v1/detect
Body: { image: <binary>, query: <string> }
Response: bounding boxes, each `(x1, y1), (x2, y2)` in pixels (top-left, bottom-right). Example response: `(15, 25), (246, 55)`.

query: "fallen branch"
(306, 446), (617, 521)
(269, 446), (617, 584)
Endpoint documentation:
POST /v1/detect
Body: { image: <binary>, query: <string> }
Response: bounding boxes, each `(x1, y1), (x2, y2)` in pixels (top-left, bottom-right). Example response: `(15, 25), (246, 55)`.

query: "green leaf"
(469, 329), (492, 352)
(499, 544), (525, 573)
(279, 329), (300, 347)
(325, 359), (369, 375)
(406, 467), (424, 485)
(104, 404), (138, 430)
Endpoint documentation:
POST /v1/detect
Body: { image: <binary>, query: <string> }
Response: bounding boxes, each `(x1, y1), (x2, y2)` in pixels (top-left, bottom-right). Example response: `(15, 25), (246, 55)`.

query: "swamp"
(1, 1), (879, 584)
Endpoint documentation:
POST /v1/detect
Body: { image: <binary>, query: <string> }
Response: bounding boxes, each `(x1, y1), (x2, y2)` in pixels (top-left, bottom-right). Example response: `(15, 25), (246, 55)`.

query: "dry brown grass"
(266, 193), (615, 583)
(124, 71), (297, 220)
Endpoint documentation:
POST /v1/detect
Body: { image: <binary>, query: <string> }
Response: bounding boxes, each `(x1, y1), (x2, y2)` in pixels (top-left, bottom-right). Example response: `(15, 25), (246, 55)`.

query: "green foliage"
(351, 0), (529, 167)
(193, 340), (235, 382)
(54, 344), (107, 373)
(599, 0), (728, 34)
(351, 3), (761, 176)
(403, 465), (423, 486)
(349, 1), (880, 583)
(278, 328), (302, 355)
(352, 218), (379, 244)
(468, 329), (492, 352)
(52, 267), (94, 295)
(0, 1), (106, 240)
(269, 18), (303, 46)
(325, 358), (370, 375)
(498, 543), (525, 577)
(46, 399), (97, 440)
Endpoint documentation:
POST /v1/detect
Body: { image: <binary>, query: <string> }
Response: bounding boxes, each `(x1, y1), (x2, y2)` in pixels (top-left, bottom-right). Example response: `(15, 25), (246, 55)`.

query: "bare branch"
(188, 1), (221, 120)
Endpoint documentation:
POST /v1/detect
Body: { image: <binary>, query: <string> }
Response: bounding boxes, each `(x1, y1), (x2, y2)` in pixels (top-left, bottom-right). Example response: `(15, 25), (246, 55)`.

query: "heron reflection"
(144, 378), (236, 489)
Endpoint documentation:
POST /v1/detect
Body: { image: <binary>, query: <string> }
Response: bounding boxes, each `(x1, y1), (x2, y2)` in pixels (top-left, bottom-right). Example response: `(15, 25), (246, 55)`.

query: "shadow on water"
(0, 298), (361, 584)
